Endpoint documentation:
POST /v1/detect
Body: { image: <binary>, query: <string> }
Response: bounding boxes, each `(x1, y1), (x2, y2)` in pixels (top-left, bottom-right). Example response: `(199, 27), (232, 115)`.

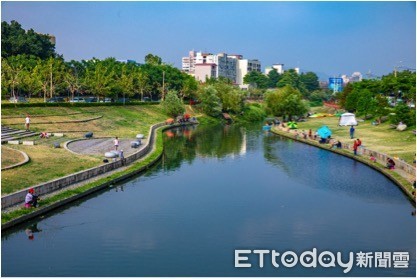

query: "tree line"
(1, 20), (198, 102)
(3, 20), (414, 126)
(336, 70), (416, 126)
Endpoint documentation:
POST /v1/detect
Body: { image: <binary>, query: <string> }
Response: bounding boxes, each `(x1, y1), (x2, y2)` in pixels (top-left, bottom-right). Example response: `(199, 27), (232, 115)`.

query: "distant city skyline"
(1, 1), (416, 80)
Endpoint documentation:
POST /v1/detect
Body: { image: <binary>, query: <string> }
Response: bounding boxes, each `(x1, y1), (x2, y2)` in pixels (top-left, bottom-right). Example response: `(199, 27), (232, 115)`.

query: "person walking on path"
(114, 137), (119, 151)
(25, 114), (30, 131)
(349, 126), (355, 139)
(120, 149), (125, 165)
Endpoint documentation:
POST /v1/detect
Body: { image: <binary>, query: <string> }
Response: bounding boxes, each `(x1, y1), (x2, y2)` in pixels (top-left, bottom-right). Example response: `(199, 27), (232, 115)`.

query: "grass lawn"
(1, 104), (170, 194)
(296, 108), (416, 165)
(1, 147), (25, 167)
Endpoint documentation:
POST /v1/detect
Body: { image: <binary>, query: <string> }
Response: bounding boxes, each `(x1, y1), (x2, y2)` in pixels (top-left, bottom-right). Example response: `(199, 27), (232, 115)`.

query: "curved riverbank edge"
(1, 147), (30, 171)
(270, 128), (416, 203)
(1, 122), (195, 231)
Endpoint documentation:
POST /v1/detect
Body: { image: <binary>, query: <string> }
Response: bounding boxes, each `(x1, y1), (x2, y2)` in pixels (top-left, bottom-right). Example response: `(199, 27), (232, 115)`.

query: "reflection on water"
(262, 132), (410, 204)
(2, 123), (415, 277)
(162, 124), (248, 172)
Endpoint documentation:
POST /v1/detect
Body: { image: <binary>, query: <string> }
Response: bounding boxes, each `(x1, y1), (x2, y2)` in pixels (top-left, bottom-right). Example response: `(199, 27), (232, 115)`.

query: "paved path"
(66, 138), (147, 157)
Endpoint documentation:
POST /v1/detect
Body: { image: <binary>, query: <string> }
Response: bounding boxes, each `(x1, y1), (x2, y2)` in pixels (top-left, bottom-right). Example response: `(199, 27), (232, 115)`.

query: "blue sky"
(1, 1), (416, 79)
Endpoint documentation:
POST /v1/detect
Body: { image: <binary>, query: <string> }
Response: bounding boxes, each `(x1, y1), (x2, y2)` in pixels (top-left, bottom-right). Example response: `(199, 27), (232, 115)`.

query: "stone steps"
(1, 126), (39, 143)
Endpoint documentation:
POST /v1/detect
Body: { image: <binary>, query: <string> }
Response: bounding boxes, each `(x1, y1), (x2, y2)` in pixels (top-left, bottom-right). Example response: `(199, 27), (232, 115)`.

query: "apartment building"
(232, 56), (261, 86)
(182, 50), (261, 85)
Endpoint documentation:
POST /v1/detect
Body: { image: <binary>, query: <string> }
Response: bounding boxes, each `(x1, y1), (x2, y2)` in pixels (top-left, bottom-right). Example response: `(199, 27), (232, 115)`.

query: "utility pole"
(162, 71), (165, 100)
(50, 62), (53, 98)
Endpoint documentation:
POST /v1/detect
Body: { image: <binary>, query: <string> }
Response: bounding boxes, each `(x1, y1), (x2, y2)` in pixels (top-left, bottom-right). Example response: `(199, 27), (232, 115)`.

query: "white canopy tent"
(339, 112), (358, 126)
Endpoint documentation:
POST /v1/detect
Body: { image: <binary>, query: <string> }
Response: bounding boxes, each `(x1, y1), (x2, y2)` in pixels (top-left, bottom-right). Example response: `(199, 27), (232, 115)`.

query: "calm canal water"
(2, 124), (416, 276)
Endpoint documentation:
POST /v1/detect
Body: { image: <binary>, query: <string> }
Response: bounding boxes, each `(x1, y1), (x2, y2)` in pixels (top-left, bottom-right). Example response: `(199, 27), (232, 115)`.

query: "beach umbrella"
(317, 125), (332, 138)
(288, 121), (298, 129)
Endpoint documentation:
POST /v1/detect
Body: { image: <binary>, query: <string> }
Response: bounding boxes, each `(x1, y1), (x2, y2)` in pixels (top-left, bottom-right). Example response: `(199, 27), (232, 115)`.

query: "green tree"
(1, 20), (56, 59)
(117, 64), (135, 101)
(265, 85), (308, 120)
(2, 57), (24, 99)
(180, 73), (198, 101)
(144, 53), (162, 65)
(356, 90), (376, 117)
(161, 90), (185, 117)
(373, 94), (390, 124)
(390, 103), (415, 127)
(277, 69), (308, 97)
(243, 71), (269, 89)
(64, 67), (81, 101)
(299, 72), (320, 93)
(83, 60), (115, 100)
(134, 69), (151, 101)
(344, 88), (362, 112)
(197, 86), (222, 117)
(267, 69), (281, 88)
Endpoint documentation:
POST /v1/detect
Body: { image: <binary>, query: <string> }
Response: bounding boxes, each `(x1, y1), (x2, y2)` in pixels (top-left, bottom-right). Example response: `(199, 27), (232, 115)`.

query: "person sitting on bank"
(386, 158), (396, 169)
(369, 153), (377, 163)
(25, 188), (39, 208)
(330, 139), (340, 149)
(39, 132), (49, 138)
(336, 140), (342, 149)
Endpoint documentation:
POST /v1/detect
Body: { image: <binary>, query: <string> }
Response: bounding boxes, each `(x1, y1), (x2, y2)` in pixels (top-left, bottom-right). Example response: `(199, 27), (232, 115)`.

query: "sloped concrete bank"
(2, 122), (196, 231)
(270, 127), (416, 203)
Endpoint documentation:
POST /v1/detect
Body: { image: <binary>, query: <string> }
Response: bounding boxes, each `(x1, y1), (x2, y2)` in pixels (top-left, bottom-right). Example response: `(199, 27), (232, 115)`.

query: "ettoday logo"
(235, 249), (410, 274)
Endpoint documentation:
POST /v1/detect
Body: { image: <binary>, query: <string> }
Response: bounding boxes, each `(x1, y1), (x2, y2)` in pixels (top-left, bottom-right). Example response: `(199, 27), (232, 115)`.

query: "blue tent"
(317, 126), (332, 138)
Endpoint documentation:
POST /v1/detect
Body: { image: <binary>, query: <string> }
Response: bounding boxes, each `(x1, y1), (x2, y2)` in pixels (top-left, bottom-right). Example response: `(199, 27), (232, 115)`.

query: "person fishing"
(25, 188), (39, 208)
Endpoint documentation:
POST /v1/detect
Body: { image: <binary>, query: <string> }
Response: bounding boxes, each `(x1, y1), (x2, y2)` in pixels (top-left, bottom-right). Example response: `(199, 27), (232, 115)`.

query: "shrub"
(240, 104), (267, 122)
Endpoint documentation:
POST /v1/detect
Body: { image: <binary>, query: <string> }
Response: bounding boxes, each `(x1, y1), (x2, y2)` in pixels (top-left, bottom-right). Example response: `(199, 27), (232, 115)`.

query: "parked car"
(85, 97), (98, 103)
(9, 96), (28, 103)
(100, 97), (113, 103)
(69, 97), (85, 103)
(47, 97), (65, 103)
(143, 97), (151, 102)
(117, 98), (129, 103)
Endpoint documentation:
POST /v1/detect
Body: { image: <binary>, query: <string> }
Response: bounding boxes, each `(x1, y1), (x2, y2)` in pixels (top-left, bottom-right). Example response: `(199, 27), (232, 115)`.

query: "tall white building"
(182, 50), (197, 75)
(182, 50), (261, 85)
(265, 63), (284, 75)
(216, 53), (238, 83)
(232, 56), (261, 86)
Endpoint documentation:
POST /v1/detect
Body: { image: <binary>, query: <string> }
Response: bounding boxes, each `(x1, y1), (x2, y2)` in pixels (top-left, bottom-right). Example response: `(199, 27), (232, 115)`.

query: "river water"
(2, 124), (415, 276)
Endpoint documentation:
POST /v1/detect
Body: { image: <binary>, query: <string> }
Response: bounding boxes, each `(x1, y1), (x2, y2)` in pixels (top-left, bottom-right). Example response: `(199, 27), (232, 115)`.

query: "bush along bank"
(270, 127), (416, 203)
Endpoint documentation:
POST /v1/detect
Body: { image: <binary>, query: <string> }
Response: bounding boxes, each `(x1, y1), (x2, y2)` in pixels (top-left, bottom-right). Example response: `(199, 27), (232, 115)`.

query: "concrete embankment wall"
(341, 142), (415, 176)
(1, 122), (166, 210)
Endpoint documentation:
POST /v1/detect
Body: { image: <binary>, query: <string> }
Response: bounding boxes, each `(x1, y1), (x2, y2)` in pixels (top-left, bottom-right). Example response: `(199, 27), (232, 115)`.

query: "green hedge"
(1, 101), (160, 109)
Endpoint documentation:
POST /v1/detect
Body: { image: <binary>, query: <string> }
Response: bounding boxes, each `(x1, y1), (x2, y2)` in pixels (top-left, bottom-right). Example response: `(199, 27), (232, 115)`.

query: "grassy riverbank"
(296, 107), (416, 165)
(1, 128), (165, 225)
(1, 104), (169, 194)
